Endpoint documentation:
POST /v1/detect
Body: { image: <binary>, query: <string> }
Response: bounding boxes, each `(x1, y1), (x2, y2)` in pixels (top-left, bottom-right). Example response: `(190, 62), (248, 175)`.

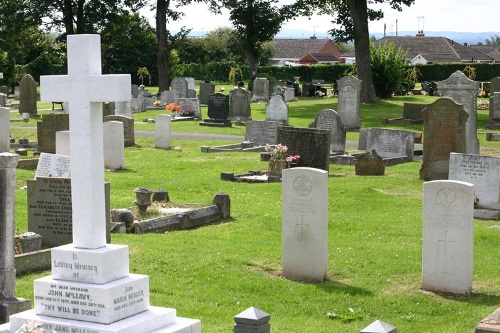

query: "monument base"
(475, 308), (500, 333)
(474, 208), (500, 220)
(0, 298), (32, 325)
(199, 119), (232, 127)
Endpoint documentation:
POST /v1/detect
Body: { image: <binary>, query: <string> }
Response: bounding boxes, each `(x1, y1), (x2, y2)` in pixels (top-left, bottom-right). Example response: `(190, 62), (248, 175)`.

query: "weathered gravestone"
(155, 114), (171, 149)
(420, 97), (468, 181)
(114, 100), (132, 118)
(449, 153), (500, 211)
(245, 120), (278, 146)
(208, 93), (230, 120)
(55, 130), (70, 155)
(7, 34), (201, 332)
(266, 95), (288, 125)
(229, 87), (252, 120)
(486, 92), (500, 129)
(403, 102), (427, 121)
(277, 127), (331, 171)
(282, 167), (328, 282)
(185, 77), (196, 98)
(337, 76), (362, 131)
(177, 97), (201, 119)
(0, 108), (9, 153)
(131, 84), (139, 98)
(103, 115), (135, 147)
(171, 77), (188, 99)
(160, 90), (179, 106)
(199, 81), (215, 104)
(36, 113), (70, 154)
(251, 77), (270, 102)
(422, 180), (474, 294)
(35, 152), (71, 178)
(0, 93), (6, 107)
(283, 87), (297, 102)
(0, 153), (32, 324)
(130, 95), (146, 112)
(355, 150), (385, 176)
(310, 109), (345, 153)
(365, 128), (414, 159)
(103, 121), (125, 170)
(437, 70), (480, 154)
(489, 76), (500, 94)
(19, 74), (37, 116)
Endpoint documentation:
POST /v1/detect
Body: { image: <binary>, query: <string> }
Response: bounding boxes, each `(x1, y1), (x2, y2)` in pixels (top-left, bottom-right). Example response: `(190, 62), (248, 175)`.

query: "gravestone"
(55, 130), (70, 155)
(0, 153), (32, 324)
(245, 120), (278, 146)
(18, 74), (37, 116)
(284, 87), (297, 102)
(365, 128), (414, 159)
(251, 77), (270, 102)
(155, 114), (171, 149)
(436, 70), (480, 154)
(131, 84), (139, 98)
(420, 97), (468, 181)
(177, 97), (201, 118)
(6, 34), (201, 333)
(171, 77), (188, 99)
(337, 76), (362, 131)
(36, 113), (70, 153)
(35, 153), (71, 178)
(489, 77), (500, 94)
(160, 90), (179, 105)
(0, 108), (9, 153)
(103, 121), (125, 170)
(0, 93), (6, 107)
(355, 150), (385, 176)
(282, 167), (328, 282)
(403, 103), (427, 121)
(208, 93), (230, 119)
(422, 180), (474, 294)
(130, 95), (146, 112)
(0, 86), (8, 95)
(234, 307), (270, 333)
(277, 127), (331, 171)
(265, 95), (288, 125)
(13, 86), (19, 100)
(27, 177), (111, 247)
(229, 87), (252, 120)
(199, 81), (215, 104)
(310, 109), (345, 153)
(449, 153), (500, 210)
(185, 77), (196, 98)
(114, 100), (132, 118)
(103, 115), (135, 147)
(486, 92), (500, 129)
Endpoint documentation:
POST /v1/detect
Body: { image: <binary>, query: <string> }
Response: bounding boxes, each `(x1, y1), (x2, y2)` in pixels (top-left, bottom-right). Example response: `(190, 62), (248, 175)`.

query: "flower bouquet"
(285, 154), (300, 168)
(165, 103), (181, 117)
(266, 144), (288, 176)
(180, 108), (194, 117)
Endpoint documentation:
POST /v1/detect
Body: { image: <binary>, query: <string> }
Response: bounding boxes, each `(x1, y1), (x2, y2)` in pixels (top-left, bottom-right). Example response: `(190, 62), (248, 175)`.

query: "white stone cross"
(40, 34), (130, 249)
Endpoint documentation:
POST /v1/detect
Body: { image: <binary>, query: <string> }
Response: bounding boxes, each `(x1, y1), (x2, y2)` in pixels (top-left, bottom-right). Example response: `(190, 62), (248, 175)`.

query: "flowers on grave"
(165, 103), (181, 113)
(266, 143), (288, 161)
(153, 100), (161, 107)
(180, 108), (193, 116)
(285, 154), (301, 167)
(477, 100), (489, 110)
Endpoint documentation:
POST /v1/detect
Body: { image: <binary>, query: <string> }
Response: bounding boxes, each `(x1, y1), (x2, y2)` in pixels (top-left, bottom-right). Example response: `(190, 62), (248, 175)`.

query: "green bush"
(370, 42), (407, 98)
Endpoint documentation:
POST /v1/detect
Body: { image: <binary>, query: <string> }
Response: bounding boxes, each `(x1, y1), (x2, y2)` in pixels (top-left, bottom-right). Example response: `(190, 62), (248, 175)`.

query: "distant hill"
(273, 29), (500, 46)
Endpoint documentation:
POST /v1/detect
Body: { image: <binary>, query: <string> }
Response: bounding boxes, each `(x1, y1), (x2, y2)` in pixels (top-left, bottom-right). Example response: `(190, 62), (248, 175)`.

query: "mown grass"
(8, 90), (500, 333)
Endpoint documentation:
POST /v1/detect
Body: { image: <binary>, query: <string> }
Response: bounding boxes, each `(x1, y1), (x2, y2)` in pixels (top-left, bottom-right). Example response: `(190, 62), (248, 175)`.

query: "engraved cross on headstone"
(438, 230), (454, 259)
(40, 34), (130, 249)
(295, 215), (310, 241)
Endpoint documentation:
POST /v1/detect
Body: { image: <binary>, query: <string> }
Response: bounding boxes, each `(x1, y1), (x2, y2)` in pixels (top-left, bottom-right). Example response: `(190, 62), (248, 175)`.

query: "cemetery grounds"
(8, 87), (500, 333)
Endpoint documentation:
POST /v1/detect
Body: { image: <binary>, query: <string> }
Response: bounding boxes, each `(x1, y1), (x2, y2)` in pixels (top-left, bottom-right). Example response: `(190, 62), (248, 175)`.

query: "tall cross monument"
(40, 34), (130, 249)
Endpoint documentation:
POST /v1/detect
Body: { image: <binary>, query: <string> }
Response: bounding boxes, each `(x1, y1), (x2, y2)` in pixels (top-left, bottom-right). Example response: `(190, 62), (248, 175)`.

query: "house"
(272, 37), (343, 66)
(468, 43), (500, 63)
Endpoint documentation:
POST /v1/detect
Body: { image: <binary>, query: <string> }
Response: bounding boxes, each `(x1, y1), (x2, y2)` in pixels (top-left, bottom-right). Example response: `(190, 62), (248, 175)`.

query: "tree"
(370, 41), (407, 98)
(485, 34), (500, 45)
(292, 0), (414, 103)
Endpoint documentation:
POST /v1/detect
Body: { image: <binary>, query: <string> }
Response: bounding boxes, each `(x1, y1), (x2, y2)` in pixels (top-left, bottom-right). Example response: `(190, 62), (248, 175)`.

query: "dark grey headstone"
(171, 77), (188, 99)
(36, 113), (70, 153)
(365, 128), (414, 159)
(229, 87), (252, 120)
(311, 109), (345, 153)
(245, 120), (278, 146)
(213, 192), (230, 218)
(234, 307), (270, 333)
(403, 103), (427, 121)
(199, 82), (215, 104)
(490, 77), (500, 94)
(208, 93), (230, 120)
(19, 74), (37, 115)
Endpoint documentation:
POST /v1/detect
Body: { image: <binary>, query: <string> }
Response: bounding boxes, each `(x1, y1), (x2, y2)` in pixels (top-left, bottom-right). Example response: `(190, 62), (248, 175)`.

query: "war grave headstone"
(155, 114), (171, 150)
(103, 121), (125, 170)
(36, 113), (70, 154)
(284, 87), (297, 102)
(103, 115), (135, 147)
(277, 127), (331, 171)
(229, 86), (252, 121)
(310, 109), (345, 154)
(19, 74), (37, 116)
(0, 108), (9, 153)
(0, 153), (32, 324)
(265, 95), (288, 125)
(337, 76), (362, 131)
(245, 120), (278, 146)
(449, 153), (500, 220)
(171, 77), (188, 99)
(199, 81), (215, 104)
(420, 97), (468, 181)
(436, 70), (480, 154)
(0, 93), (6, 107)
(185, 77), (196, 98)
(159, 90), (179, 106)
(282, 167), (328, 282)
(365, 128), (414, 164)
(177, 97), (200, 119)
(4, 34), (201, 333)
(251, 77), (270, 102)
(200, 93), (231, 127)
(422, 180), (474, 294)
(55, 130), (70, 155)
(486, 92), (500, 129)
(114, 100), (132, 118)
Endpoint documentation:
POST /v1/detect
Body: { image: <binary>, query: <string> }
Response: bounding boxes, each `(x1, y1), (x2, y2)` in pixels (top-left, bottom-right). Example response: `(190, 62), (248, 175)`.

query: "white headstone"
(449, 153), (500, 210)
(155, 114), (171, 149)
(282, 167), (328, 282)
(0, 107), (9, 153)
(35, 153), (71, 178)
(265, 95), (288, 125)
(103, 121), (125, 170)
(55, 130), (71, 156)
(422, 180), (474, 294)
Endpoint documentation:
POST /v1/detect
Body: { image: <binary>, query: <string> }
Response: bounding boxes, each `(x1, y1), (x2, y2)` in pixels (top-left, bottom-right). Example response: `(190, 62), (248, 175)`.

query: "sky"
(141, 0), (500, 37)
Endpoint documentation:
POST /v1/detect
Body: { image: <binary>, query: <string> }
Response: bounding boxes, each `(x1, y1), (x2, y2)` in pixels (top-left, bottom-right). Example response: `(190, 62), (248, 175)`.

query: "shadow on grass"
(316, 279), (374, 297)
(107, 168), (138, 174)
(421, 289), (500, 307)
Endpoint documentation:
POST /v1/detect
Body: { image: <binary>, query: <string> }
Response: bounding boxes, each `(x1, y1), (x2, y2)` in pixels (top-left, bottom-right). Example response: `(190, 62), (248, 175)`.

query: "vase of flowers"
(165, 103), (181, 117)
(180, 108), (194, 117)
(266, 144), (288, 176)
(286, 154), (301, 168)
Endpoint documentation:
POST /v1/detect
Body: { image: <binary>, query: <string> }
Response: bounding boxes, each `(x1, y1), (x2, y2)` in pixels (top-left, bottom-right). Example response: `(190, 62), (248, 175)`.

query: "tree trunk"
(62, 0), (74, 35)
(156, 0), (169, 91)
(348, 0), (378, 103)
(246, 0), (257, 91)
(76, 0), (85, 33)
(247, 48), (258, 91)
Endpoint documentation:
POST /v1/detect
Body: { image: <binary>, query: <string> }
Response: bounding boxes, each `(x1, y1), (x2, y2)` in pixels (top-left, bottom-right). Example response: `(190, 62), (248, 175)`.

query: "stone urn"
(134, 188), (153, 212)
(268, 159), (286, 177)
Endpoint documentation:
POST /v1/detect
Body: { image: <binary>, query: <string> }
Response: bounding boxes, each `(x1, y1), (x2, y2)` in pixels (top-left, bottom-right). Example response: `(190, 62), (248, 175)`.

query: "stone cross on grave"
(40, 34), (130, 249)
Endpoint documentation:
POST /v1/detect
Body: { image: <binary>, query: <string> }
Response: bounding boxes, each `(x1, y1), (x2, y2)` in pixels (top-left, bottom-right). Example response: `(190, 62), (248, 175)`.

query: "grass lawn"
(8, 90), (500, 333)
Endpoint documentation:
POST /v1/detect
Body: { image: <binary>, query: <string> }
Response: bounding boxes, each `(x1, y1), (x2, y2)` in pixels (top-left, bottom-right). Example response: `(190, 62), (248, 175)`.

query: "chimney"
(310, 36), (317, 40)
(416, 30), (425, 37)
